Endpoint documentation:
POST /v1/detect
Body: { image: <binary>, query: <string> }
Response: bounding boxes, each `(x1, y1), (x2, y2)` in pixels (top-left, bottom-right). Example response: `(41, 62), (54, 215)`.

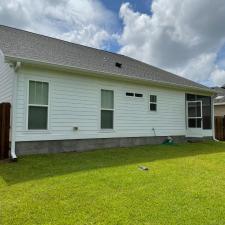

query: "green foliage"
(1, 142), (225, 225)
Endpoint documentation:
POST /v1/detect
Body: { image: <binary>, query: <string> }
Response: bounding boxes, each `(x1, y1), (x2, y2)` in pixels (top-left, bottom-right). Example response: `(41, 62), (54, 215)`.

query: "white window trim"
(186, 100), (203, 128)
(100, 89), (114, 131)
(26, 79), (50, 131)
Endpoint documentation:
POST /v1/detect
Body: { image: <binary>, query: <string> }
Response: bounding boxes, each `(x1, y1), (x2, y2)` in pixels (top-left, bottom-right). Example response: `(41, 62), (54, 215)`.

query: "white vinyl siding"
(0, 53), (14, 103)
(14, 65), (212, 142)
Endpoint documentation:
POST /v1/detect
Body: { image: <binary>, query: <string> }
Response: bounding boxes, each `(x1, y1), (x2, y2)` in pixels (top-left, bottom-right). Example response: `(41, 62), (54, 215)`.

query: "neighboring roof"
(0, 25), (212, 93)
(212, 87), (225, 104)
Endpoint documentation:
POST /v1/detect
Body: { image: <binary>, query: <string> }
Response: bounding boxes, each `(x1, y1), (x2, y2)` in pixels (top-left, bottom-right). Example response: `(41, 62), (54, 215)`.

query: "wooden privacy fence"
(0, 103), (11, 160)
(215, 116), (225, 141)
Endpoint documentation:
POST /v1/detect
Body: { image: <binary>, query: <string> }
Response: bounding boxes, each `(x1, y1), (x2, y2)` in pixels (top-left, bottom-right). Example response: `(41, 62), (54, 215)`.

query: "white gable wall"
(14, 66), (212, 142)
(0, 53), (14, 103)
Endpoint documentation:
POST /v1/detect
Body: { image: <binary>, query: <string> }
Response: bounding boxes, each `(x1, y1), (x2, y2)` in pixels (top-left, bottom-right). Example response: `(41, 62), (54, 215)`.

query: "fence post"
(223, 116), (225, 140)
(0, 104), (2, 159)
(0, 103), (11, 160)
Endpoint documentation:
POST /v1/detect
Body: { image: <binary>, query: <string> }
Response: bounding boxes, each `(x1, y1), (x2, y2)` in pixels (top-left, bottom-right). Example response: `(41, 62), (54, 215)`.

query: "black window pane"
(188, 102), (195, 117)
(28, 106), (48, 130)
(188, 118), (202, 128)
(196, 102), (201, 117)
(197, 118), (202, 128)
(135, 93), (143, 97)
(101, 110), (113, 129)
(126, 92), (134, 96)
(150, 103), (157, 111)
(188, 102), (197, 117)
(188, 119), (196, 128)
(150, 95), (157, 103)
(188, 102), (201, 117)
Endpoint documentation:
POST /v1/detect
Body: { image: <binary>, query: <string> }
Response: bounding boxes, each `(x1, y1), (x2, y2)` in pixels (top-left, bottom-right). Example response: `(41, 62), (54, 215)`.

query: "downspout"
(10, 61), (21, 160)
(212, 95), (219, 142)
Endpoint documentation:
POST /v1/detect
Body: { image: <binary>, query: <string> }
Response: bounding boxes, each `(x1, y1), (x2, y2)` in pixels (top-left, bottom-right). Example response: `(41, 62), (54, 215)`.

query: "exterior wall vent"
(115, 62), (122, 68)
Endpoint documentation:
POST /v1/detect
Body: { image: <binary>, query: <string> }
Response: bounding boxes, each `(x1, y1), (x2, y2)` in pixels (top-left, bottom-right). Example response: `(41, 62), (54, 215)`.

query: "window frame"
(27, 79), (50, 131)
(149, 95), (157, 112)
(100, 89), (114, 130)
(186, 100), (202, 129)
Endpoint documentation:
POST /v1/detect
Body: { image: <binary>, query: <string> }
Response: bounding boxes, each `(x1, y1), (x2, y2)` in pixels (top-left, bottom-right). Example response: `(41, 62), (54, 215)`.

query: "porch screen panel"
(186, 94), (212, 129)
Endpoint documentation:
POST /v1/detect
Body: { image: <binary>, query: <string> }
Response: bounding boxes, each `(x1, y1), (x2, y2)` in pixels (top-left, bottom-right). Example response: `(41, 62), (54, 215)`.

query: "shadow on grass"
(0, 142), (224, 185)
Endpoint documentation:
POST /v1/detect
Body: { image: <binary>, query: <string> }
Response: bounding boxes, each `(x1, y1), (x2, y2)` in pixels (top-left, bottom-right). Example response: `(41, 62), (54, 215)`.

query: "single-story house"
(212, 85), (225, 117)
(0, 25), (215, 159)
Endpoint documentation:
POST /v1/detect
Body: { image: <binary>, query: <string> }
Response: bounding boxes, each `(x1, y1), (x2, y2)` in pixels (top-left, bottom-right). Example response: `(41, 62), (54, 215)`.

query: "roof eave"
(5, 55), (215, 95)
(214, 102), (225, 105)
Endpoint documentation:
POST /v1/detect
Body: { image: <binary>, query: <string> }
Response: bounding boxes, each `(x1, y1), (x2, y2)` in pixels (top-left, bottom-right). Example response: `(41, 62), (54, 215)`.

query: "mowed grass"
(1, 142), (225, 225)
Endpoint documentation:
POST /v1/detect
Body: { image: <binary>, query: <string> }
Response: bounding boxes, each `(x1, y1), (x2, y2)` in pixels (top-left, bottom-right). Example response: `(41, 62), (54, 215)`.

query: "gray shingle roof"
(212, 87), (225, 104)
(0, 25), (212, 92)
(215, 97), (225, 104)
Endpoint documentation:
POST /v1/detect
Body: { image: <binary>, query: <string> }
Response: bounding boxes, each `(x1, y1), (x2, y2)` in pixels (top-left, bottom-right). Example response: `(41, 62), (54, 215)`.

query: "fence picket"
(215, 116), (225, 141)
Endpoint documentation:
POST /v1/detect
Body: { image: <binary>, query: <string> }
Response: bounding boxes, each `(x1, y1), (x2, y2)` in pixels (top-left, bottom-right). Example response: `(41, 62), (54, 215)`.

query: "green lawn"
(1, 142), (225, 225)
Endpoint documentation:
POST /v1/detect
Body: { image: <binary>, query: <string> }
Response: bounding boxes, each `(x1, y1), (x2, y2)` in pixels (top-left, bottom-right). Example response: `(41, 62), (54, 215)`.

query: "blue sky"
(101, 0), (153, 52)
(101, 0), (152, 16)
(0, 0), (225, 86)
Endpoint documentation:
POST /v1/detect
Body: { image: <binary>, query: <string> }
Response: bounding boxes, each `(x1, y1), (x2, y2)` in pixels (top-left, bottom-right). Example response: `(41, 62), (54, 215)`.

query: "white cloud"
(211, 68), (225, 86)
(118, 0), (225, 86)
(0, 0), (116, 49)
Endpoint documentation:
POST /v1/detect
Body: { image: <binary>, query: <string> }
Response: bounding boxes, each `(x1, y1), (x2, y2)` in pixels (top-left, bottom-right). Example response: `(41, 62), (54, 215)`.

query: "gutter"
(10, 61), (21, 160)
(4, 55), (215, 95)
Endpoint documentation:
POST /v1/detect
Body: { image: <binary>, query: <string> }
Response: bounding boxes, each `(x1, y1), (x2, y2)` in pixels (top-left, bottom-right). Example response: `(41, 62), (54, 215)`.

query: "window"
(101, 89), (114, 129)
(125, 92), (143, 98)
(186, 94), (212, 129)
(187, 101), (202, 128)
(126, 92), (134, 96)
(150, 95), (157, 111)
(135, 93), (143, 97)
(28, 81), (49, 130)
